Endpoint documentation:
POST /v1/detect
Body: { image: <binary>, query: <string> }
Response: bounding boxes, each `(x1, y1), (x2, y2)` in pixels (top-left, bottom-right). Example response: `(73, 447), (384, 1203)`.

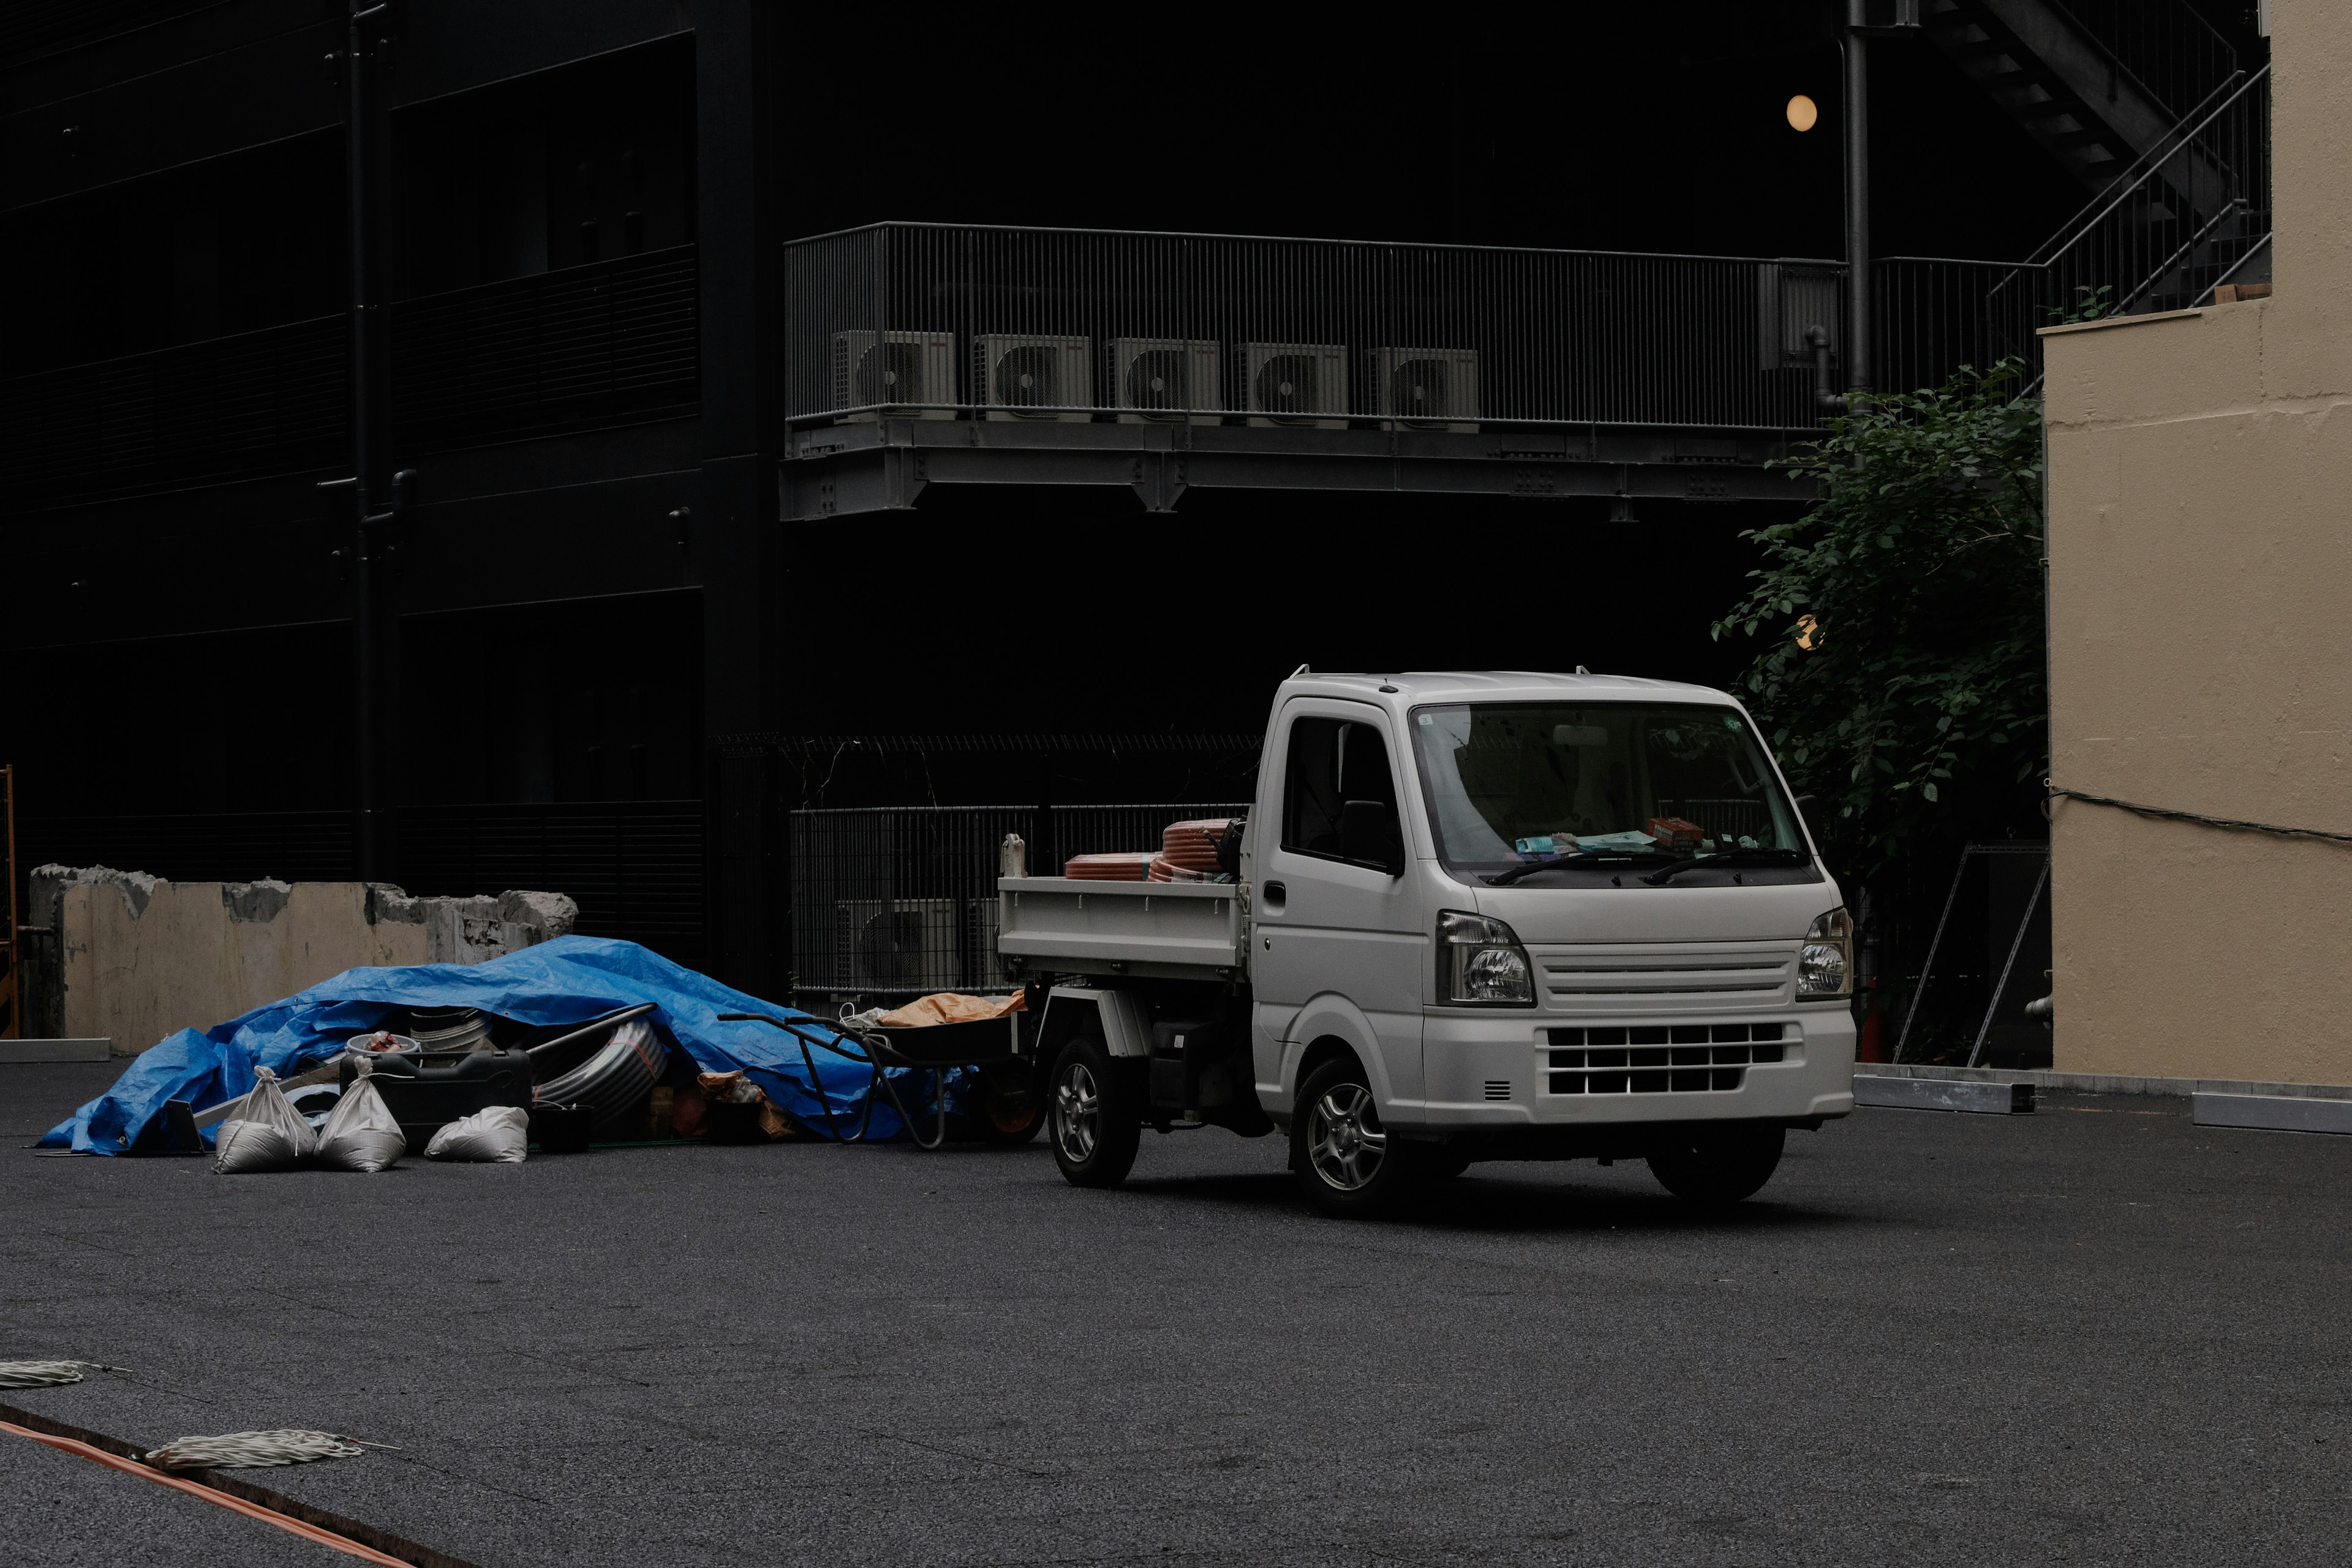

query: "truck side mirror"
(1341, 799), (1403, 875)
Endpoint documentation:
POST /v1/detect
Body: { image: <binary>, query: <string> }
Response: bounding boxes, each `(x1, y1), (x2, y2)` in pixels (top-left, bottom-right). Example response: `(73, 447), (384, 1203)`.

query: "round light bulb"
(1787, 94), (1819, 132)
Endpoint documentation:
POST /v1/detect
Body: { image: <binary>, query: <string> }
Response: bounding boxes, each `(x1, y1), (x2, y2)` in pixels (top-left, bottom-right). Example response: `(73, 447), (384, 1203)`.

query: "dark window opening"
(391, 36), (695, 300)
(1281, 715), (1401, 864)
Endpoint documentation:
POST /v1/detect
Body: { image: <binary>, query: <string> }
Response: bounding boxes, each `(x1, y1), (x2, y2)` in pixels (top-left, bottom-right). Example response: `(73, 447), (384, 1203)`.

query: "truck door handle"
(1264, 881), (1286, 907)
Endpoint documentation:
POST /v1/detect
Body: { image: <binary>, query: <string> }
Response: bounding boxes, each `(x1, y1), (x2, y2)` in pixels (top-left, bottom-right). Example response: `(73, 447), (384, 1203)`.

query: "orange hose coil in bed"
(1063, 851), (1156, 881)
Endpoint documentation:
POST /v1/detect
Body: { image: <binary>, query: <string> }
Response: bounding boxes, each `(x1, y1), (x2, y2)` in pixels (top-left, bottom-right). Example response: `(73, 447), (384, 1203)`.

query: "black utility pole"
(341, 1), (401, 881)
(1842, 18), (1871, 402)
(1841, 1), (1921, 403)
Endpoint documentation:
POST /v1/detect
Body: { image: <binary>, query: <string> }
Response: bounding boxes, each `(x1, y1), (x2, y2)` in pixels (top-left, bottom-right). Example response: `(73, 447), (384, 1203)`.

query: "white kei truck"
(995, 670), (1856, 1216)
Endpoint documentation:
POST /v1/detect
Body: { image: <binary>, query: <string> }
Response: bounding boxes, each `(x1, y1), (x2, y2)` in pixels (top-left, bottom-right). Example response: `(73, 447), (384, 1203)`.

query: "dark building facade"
(1, 2), (2263, 1002)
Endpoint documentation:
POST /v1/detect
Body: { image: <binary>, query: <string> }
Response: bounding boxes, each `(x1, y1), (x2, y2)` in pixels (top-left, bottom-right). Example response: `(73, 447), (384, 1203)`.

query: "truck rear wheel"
(1292, 1058), (1419, 1218)
(1049, 1034), (1141, 1188)
(1646, 1124), (1785, 1205)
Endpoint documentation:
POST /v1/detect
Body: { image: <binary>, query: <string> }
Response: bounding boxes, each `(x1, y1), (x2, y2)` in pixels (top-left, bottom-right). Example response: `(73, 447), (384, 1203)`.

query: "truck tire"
(1645, 1124), (1785, 1205)
(1049, 1034), (1141, 1188)
(1292, 1058), (1420, 1218)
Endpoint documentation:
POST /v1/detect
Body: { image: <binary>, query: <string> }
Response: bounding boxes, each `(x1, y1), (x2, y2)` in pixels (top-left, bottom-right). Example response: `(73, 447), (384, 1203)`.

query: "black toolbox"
(350, 1047), (534, 1150)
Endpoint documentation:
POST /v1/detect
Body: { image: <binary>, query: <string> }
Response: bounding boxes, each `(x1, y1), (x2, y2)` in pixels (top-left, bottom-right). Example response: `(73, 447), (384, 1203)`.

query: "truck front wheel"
(1049, 1035), (1142, 1188)
(1292, 1058), (1419, 1218)
(1645, 1124), (1785, 1205)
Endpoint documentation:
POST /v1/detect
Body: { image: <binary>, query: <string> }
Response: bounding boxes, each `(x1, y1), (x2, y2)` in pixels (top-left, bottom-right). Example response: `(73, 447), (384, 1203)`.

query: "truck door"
(1254, 701), (1424, 1111)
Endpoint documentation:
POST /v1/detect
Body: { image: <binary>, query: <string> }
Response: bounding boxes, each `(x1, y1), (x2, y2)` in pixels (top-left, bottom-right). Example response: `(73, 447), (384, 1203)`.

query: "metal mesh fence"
(788, 802), (1248, 1001)
(783, 224), (1847, 432)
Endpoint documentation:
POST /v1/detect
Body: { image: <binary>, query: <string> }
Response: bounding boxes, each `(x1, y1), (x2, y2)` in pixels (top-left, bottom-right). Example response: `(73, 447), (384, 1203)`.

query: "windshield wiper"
(1485, 847), (1676, 886)
(1640, 847), (1806, 886)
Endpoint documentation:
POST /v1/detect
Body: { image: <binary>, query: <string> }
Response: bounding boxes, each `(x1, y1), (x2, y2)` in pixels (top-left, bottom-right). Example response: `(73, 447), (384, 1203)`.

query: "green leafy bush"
(1713, 361), (2046, 878)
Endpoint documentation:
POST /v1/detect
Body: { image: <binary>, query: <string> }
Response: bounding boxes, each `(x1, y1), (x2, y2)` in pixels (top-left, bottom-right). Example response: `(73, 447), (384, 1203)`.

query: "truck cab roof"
(1275, 670), (1744, 712)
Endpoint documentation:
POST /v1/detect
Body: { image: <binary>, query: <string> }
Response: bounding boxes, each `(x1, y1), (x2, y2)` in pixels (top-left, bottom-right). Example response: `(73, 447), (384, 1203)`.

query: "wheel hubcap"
(1054, 1062), (1099, 1163)
(1306, 1082), (1387, 1191)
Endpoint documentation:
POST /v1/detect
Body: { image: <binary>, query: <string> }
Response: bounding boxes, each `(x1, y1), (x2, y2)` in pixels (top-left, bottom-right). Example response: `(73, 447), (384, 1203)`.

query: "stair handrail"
(2026, 67), (2252, 268)
(2010, 62), (2269, 287)
(2116, 197), (2248, 316)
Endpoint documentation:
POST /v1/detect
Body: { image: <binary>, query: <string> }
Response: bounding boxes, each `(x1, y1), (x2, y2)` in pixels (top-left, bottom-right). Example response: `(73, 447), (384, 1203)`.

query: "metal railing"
(783, 223), (1848, 433)
(789, 802), (1247, 1000)
(1874, 64), (2269, 396)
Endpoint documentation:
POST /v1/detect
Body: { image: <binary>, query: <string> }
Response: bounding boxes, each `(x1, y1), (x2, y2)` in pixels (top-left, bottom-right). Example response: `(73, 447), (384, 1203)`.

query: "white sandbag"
(213, 1066), (317, 1174)
(313, 1057), (406, 1172)
(423, 1106), (530, 1164)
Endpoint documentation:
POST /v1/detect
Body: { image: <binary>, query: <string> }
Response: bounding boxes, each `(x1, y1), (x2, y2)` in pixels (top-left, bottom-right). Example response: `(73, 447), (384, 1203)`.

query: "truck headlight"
(1438, 911), (1535, 1006)
(1798, 906), (1853, 998)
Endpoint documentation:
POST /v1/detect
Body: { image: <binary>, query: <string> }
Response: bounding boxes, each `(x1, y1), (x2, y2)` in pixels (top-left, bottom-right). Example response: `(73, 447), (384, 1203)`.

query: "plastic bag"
(213, 1066), (318, 1174)
(313, 1057), (405, 1172)
(423, 1106), (530, 1163)
(876, 992), (1025, 1028)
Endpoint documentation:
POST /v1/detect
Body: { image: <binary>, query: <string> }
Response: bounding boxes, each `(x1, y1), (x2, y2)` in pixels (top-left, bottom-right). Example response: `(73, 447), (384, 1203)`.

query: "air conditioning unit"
(1111, 337), (1222, 424)
(1240, 342), (1348, 428)
(831, 331), (957, 420)
(833, 899), (961, 992)
(974, 334), (1091, 422)
(1368, 347), (1479, 432)
(1755, 263), (1841, 371)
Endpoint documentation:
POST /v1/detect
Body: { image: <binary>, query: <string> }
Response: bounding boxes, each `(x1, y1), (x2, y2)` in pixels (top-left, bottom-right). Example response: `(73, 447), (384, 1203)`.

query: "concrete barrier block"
(2192, 1093), (2352, 1136)
(1853, 1074), (2035, 1115)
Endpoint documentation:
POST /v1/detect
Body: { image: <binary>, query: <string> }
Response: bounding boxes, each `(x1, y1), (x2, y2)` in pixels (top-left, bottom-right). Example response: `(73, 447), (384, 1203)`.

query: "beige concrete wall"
(34, 870), (579, 1055)
(2043, 0), (2352, 1083)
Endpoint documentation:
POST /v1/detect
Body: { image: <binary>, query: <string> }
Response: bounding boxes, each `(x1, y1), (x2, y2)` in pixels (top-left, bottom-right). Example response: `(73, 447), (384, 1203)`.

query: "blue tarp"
(39, 936), (963, 1155)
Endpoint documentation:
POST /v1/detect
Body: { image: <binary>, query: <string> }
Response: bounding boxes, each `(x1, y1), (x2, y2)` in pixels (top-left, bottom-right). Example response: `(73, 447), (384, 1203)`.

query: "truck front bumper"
(1408, 1003), (1856, 1131)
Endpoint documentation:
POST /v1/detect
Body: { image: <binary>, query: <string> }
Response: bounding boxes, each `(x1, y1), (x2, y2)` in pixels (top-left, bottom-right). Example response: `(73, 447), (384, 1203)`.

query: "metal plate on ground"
(2191, 1093), (2352, 1136)
(0, 1039), (111, 1063)
(1853, 1076), (2035, 1114)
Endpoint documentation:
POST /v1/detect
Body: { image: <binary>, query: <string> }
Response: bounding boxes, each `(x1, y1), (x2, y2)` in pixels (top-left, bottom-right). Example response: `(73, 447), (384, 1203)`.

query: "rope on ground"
(145, 1429), (369, 1470)
(0, 1361), (130, 1389)
(2048, 786), (2352, 846)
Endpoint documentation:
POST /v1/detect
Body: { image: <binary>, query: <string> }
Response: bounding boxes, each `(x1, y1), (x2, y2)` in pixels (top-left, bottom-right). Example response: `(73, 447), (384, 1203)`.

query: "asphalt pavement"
(6, 1058), (2351, 1567)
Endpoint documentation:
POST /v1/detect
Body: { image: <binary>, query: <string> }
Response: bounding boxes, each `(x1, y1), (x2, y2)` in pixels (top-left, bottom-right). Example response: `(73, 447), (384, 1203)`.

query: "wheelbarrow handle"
(715, 1011), (873, 1061)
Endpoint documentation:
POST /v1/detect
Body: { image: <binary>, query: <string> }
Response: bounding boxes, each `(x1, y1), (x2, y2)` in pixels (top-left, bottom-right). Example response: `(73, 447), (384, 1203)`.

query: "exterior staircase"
(1877, 0), (2269, 396)
(1923, 0), (2241, 192)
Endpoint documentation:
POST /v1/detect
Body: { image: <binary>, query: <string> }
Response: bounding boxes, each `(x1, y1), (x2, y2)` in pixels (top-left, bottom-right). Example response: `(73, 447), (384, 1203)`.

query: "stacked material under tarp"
(39, 936), (952, 1155)
(1063, 851), (1155, 881)
(1148, 818), (1236, 883)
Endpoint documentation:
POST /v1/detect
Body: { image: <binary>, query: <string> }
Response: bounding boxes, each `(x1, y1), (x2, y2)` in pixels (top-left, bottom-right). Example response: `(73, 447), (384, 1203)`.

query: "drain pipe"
(344, 1), (396, 880)
(1807, 325), (1844, 413)
(1842, 18), (1871, 405)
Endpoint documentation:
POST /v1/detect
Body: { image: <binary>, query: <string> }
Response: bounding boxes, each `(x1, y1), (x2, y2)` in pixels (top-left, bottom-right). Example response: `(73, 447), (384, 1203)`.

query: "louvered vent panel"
(0, 317), (346, 507)
(398, 801), (707, 968)
(390, 246), (699, 451)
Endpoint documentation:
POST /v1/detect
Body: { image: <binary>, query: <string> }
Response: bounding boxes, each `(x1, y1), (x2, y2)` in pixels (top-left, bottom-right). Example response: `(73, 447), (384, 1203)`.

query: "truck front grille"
(1544, 1022), (1786, 1095)
(1534, 941), (1795, 1006)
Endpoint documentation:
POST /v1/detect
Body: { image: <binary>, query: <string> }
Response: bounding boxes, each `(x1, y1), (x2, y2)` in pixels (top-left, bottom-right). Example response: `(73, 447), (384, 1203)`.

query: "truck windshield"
(1408, 702), (1807, 873)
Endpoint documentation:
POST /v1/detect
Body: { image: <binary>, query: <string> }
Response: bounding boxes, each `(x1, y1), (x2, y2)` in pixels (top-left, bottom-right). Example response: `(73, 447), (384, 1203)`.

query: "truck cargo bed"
(996, 877), (1246, 981)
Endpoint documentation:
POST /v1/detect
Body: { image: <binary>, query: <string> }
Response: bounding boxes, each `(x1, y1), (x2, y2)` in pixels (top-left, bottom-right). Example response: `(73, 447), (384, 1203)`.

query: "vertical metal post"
(345, 1), (394, 880)
(1, 763), (18, 1040)
(1969, 852), (2051, 1069)
(1843, 24), (1871, 399)
(1893, 846), (1972, 1064)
